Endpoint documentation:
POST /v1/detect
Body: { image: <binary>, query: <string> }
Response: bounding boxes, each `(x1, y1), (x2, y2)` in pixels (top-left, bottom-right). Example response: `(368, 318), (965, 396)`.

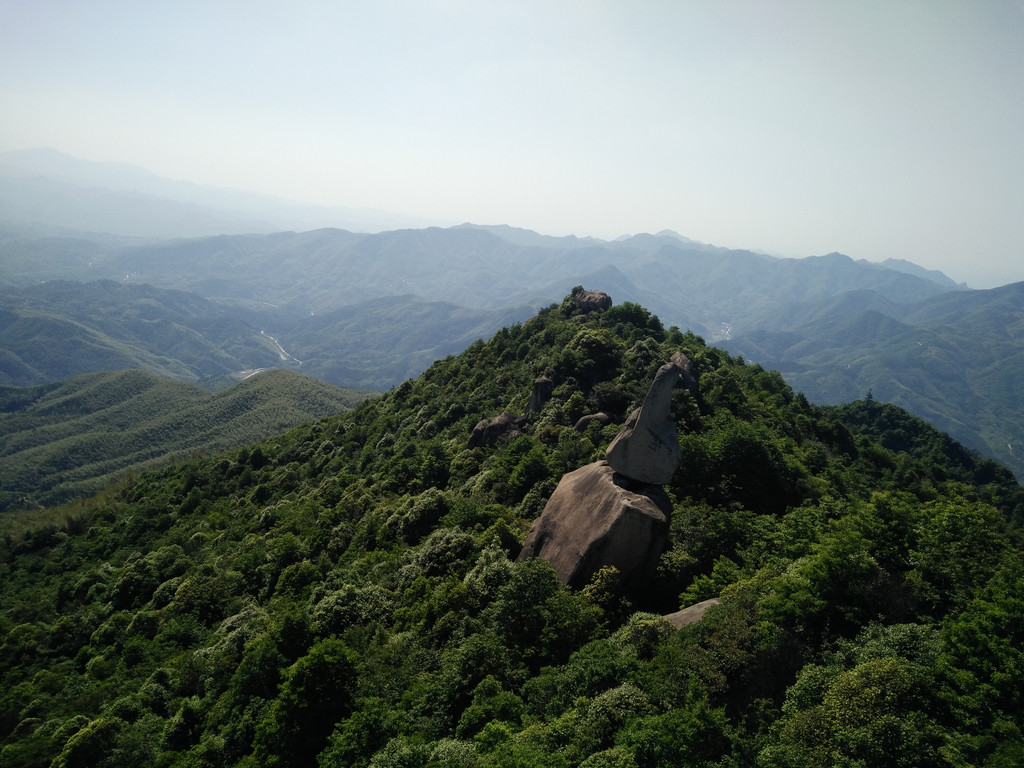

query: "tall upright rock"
(519, 350), (698, 591)
(605, 351), (691, 485)
(525, 376), (555, 414)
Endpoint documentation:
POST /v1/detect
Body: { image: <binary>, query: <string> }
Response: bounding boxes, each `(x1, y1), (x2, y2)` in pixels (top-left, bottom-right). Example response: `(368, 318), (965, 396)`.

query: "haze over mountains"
(1, 149), (1021, 482)
(0, 147), (437, 237)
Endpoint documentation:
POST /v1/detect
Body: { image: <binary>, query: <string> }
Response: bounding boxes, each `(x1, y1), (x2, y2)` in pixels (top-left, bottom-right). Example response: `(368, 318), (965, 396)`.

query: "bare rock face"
(574, 412), (613, 431)
(517, 461), (671, 590)
(469, 377), (553, 449)
(605, 351), (692, 484)
(467, 411), (521, 448)
(525, 376), (555, 414)
(675, 352), (700, 398)
(572, 289), (613, 314)
(663, 597), (722, 629)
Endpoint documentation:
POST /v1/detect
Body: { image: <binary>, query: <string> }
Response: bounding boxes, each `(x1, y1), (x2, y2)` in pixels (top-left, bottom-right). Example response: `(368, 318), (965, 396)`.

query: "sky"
(2, 0), (1023, 288)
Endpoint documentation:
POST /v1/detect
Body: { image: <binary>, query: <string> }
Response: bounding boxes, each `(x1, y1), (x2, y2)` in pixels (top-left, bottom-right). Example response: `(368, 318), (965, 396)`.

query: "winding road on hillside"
(261, 330), (302, 365)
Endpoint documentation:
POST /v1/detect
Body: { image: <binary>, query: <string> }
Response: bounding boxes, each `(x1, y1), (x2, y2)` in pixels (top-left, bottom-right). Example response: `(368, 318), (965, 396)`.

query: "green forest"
(2, 291), (1023, 767)
(0, 368), (372, 514)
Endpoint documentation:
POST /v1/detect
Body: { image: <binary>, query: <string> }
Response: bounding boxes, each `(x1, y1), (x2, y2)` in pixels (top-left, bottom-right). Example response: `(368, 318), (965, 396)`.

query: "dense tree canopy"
(2, 293), (1023, 766)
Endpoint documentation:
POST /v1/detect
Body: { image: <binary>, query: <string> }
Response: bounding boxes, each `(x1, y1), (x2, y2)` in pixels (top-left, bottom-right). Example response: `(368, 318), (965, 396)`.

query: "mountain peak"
(872, 257), (967, 290)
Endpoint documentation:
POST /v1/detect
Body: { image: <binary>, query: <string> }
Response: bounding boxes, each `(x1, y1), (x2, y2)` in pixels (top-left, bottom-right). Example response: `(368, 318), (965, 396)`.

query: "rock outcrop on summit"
(572, 289), (612, 314)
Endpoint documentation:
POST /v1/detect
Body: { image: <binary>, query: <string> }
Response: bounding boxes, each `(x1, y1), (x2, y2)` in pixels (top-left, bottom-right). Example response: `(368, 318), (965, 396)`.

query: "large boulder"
(517, 461), (671, 590)
(574, 412), (613, 431)
(572, 289), (613, 314)
(663, 597), (722, 629)
(605, 351), (692, 484)
(467, 411), (521, 448)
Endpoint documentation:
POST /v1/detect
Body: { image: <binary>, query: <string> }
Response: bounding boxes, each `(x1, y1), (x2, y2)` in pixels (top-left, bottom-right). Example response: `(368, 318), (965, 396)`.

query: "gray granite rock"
(517, 461), (671, 589)
(467, 411), (521, 448)
(574, 412), (613, 431)
(525, 376), (555, 414)
(572, 289), (613, 313)
(663, 597), (722, 629)
(605, 352), (692, 484)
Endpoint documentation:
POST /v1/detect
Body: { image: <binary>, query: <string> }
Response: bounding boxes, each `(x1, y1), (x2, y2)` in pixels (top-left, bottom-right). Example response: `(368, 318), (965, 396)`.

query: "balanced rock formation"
(605, 351), (692, 484)
(517, 462), (671, 590)
(519, 350), (699, 590)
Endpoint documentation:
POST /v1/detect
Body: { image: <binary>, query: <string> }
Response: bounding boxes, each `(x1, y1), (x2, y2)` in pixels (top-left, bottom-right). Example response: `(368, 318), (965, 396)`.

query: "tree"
(253, 637), (357, 767)
(51, 717), (126, 768)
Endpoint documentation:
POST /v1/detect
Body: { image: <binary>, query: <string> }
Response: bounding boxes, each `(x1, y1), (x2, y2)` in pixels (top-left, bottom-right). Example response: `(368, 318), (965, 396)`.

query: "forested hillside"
(2, 292), (1023, 767)
(0, 368), (372, 513)
(723, 281), (1024, 480)
(0, 280), (536, 391)
(0, 281), (286, 387)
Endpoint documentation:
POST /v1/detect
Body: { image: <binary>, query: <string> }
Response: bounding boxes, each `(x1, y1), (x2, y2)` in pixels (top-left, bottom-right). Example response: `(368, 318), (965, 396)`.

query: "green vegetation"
(1, 293), (1023, 767)
(725, 282), (1024, 481)
(0, 368), (372, 513)
(0, 279), (534, 391)
(6, 227), (1022, 483)
(0, 281), (286, 387)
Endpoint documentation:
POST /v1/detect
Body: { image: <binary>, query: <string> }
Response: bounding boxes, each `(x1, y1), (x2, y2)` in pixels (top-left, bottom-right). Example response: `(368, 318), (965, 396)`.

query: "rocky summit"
(520, 342), (697, 589)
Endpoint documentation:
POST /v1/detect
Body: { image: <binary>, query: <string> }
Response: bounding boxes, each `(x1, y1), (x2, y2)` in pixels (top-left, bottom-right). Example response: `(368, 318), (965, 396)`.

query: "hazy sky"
(2, 1), (1023, 287)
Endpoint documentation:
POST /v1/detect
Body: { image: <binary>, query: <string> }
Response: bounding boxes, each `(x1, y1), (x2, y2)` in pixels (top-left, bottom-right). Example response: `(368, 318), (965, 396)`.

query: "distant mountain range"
(721, 281), (1024, 481)
(0, 224), (960, 327)
(0, 147), (438, 237)
(0, 149), (1020, 483)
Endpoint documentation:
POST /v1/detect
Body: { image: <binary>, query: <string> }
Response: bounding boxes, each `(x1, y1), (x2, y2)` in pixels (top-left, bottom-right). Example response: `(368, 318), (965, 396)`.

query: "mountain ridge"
(1, 150), (1016, 483)
(722, 281), (1024, 479)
